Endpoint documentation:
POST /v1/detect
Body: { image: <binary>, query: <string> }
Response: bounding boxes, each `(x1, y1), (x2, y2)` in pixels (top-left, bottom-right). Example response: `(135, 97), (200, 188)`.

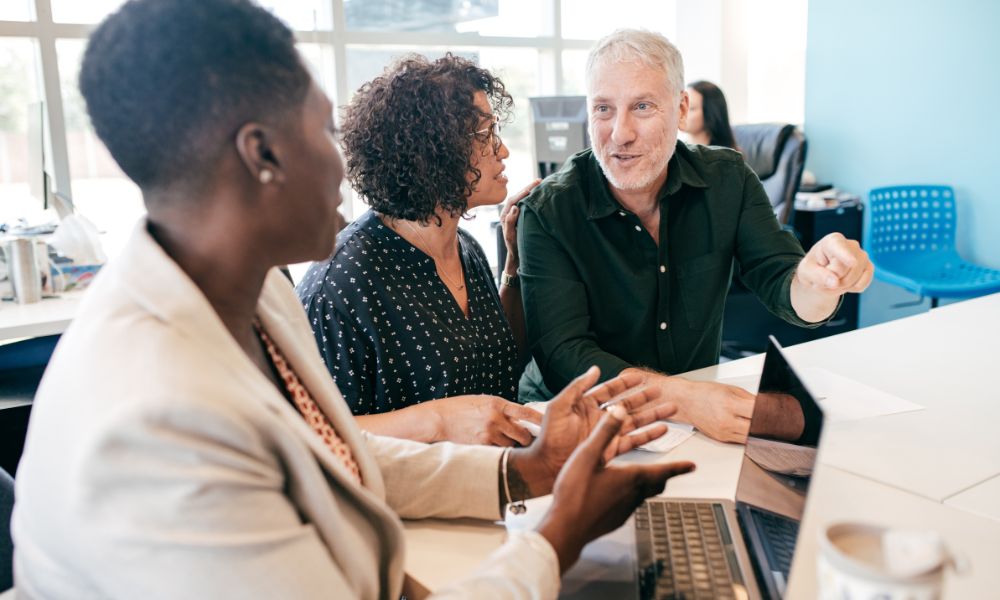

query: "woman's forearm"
(354, 403), (442, 443)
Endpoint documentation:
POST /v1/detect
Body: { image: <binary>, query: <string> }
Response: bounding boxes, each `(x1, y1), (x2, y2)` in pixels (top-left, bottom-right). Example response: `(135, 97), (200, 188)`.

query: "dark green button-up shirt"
(518, 142), (814, 400)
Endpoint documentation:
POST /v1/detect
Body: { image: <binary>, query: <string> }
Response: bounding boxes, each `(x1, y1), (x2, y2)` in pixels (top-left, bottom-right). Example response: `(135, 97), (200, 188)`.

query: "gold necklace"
(403, 220), (466, 291)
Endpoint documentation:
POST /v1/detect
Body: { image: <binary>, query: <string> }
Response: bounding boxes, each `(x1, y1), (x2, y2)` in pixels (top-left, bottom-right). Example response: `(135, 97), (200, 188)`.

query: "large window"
(0, 1), (32, 22)
(0, 0), (806, 267)
(54, 38), (143, 257)
(0, 37), (44, 225)
(561, 0), (675, 40)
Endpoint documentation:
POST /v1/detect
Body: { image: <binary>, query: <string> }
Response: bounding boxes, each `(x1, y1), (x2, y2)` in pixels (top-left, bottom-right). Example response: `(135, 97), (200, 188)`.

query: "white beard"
(594, 146), (672, 192)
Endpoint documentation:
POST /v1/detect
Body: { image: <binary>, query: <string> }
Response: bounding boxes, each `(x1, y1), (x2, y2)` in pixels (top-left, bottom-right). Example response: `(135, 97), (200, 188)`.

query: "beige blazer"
(12, 222), (558, 599)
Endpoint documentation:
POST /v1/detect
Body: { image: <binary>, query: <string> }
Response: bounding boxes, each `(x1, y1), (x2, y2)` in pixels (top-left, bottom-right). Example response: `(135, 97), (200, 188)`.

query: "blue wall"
(805, 0), (1000, 325)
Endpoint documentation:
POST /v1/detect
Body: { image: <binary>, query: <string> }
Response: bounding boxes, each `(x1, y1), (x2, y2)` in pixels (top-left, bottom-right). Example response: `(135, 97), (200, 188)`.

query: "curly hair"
(341, 53), (513, 223)
(80, 0), (310, 191)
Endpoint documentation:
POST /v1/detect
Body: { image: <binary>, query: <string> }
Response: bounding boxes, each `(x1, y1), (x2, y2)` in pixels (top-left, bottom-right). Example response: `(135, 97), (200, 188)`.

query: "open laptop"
(633, 336), (825, 600)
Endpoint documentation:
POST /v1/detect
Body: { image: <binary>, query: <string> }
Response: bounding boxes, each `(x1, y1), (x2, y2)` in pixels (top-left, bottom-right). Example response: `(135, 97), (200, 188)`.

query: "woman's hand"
(499, 179), (541, 275)
(536, 406), (696, 573)
(431, 395), (542, 446)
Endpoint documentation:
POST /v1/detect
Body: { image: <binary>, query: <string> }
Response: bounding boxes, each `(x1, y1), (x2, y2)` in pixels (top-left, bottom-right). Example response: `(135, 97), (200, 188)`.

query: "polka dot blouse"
(296, 210), (518, 416)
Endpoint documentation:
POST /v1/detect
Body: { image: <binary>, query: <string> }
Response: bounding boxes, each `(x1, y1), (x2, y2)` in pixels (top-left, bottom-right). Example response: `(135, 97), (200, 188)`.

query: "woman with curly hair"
(296, 53), (542, 446)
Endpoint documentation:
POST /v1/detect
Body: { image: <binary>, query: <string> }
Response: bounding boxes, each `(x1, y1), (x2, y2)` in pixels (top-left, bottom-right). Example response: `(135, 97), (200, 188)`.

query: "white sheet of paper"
(520, 403), (695, 454)
(799, 367), (924, 422)
(634, 421), (695, 453)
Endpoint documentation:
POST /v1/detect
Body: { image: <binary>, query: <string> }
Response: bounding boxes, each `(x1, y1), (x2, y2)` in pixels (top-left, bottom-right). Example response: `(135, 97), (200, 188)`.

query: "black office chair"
(733, 123), (807, 226)
(1, 466), (14, 592)
(721, 124), (808, 359)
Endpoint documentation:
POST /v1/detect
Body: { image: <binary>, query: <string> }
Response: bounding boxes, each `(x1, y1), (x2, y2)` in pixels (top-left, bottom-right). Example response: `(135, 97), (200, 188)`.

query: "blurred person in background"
(681, 79), (739, 150)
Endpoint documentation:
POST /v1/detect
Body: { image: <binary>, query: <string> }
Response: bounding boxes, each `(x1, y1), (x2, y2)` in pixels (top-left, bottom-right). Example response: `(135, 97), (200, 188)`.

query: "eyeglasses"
(471, 115), (503, 155)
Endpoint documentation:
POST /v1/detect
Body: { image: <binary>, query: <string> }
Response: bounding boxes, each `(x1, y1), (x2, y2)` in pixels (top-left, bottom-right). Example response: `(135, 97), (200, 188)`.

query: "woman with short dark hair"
(297, 53), (542, 446)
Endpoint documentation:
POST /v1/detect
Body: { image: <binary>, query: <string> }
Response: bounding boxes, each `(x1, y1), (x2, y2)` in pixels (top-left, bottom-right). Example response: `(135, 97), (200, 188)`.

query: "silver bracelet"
(501, 447), (527, 515)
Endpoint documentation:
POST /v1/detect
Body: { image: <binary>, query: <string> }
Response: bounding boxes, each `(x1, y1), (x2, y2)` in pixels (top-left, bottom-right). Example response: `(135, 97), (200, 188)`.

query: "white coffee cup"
(818, 522), (952, 600)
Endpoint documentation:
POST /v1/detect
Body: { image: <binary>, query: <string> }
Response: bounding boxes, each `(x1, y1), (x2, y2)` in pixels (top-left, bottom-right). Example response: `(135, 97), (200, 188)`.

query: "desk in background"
(0, 291), (83, 474)
(0, 292), (82, 343)
(404, 292), (1000, 597)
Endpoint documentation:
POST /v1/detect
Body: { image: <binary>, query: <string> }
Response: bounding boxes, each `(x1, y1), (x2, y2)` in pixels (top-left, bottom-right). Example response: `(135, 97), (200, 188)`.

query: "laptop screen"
(734, 335), (825, 522)
(629, 336), (826, 600)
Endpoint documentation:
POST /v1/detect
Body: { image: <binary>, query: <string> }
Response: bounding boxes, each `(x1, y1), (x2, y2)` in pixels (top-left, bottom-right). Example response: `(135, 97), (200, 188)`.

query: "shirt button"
(659, 265), (666, 273)
(619, 211), (627, 217)
(634, 225), (642, 232)
(659, 322), (668, 330)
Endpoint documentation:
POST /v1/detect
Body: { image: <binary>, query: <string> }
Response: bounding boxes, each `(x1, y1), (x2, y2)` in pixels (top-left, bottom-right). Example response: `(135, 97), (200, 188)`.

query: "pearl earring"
(259, 169), (274, 184)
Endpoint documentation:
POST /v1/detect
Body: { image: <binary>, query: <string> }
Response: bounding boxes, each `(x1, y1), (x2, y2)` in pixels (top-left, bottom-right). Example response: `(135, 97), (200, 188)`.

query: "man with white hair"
(516, 29), (872, 442)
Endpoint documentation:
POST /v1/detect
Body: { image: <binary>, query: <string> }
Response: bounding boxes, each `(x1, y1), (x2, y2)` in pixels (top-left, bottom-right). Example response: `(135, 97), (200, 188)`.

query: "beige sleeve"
(363, 431), (504, 521)
(429, 531), (560, 600)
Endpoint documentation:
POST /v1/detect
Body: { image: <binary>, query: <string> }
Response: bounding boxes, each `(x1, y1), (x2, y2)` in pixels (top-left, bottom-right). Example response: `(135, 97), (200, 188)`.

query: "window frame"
(2, 1), (806, 221)
(0, 0), (604, 220)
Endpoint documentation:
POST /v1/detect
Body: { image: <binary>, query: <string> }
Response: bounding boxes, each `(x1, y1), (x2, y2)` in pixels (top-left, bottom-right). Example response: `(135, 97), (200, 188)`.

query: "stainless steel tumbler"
(6, 237), (42, 304)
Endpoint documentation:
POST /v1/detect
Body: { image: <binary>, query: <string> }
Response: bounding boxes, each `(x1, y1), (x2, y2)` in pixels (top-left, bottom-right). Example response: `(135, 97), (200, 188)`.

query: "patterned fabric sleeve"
(300, 281), (376, 415)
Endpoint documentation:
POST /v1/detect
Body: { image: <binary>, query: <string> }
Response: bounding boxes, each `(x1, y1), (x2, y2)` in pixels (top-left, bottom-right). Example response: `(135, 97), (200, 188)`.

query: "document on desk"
(521, 403), (695, 454)
(634, 421), (695, 453)
(718, 369), (923, 422)
(799, 367), (924, 422)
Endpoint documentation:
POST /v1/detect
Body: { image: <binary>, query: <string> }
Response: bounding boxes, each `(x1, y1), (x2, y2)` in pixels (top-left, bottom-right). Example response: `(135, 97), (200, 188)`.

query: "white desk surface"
(770, 292), (1000, 503)
(943, 473), (1000, 523)
(404, 292), (1000, 596)
(0, 291), (84, 342)
(786, 465), (1000, 598)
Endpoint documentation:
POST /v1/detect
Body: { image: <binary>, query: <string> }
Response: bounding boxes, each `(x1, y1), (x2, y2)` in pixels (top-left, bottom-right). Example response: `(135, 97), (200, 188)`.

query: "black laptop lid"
(732, 336), (827, 598)
(734, 336), (825, 518)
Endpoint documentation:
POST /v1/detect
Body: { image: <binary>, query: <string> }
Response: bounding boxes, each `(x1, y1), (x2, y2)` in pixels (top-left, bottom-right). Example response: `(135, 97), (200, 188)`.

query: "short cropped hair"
(79, 0), (311, 191)
(341, 53), (513, 224)
(585, 29), (685, 98)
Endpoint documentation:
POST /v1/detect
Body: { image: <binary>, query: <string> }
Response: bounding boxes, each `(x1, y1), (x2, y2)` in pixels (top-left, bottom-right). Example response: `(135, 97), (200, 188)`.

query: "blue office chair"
(866, 185), (1000, 307)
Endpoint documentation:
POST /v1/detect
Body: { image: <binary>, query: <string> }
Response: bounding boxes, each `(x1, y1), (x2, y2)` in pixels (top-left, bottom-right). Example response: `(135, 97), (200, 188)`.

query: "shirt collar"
(586, 141), (709, 220)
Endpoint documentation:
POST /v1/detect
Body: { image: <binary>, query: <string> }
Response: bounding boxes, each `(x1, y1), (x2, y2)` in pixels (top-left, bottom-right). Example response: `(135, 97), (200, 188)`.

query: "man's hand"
(432, 395), (542, 446)
(792, 232), (874, 322)
(499, 179), (541, 275)
(622, 368), (755, 444)
(510, 367), (680, 498)
(679, 380), (755, 443)
(535, 407), (696, 573)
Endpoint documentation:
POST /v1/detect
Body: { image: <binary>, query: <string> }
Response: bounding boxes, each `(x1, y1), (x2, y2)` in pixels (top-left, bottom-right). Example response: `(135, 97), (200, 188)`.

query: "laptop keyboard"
(748, 506), (800, 577)
(635, 500), (738, 600)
